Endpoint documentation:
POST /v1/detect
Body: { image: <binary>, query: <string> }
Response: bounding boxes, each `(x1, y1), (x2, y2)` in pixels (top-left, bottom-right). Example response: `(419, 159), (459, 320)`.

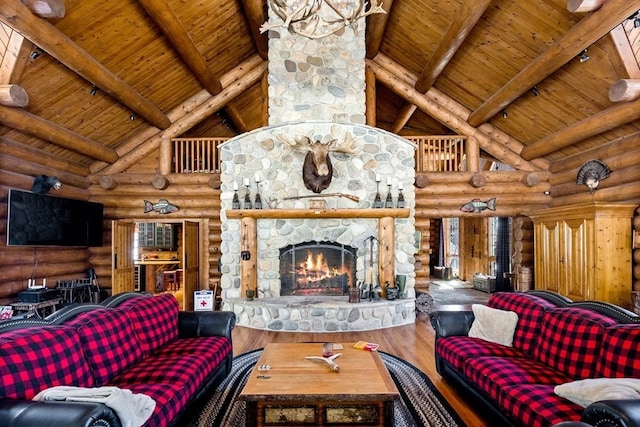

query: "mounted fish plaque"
(144, 199), (179, 214)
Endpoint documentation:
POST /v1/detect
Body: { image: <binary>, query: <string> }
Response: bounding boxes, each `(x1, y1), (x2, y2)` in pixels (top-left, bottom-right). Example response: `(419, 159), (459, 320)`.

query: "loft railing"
(406, 135), (466, 172)
(172, 135), (466, 174)
(171, 137), (228, 173)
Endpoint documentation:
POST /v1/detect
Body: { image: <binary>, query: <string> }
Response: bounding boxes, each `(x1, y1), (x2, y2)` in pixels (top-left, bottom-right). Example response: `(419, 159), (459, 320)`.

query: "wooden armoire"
(530, 203), (636, 308)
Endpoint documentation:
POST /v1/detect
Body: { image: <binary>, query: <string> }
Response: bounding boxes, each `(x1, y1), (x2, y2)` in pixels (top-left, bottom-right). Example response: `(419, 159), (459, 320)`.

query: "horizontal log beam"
(521, 98), (640, 160)
(609, 79), (640, 102)
(414, 205), (549, 218)
(0, 152), (89, 189)
(0, 84), (28, 107)
(0, 136), (89, 177)
(22, 0), (65, 18)
(0, 106), (118, 163)
(550, 180), (640, 207)
(567, 0), (605, 13)
(90, 184), (219, 197)
(551, 164), (640, 197)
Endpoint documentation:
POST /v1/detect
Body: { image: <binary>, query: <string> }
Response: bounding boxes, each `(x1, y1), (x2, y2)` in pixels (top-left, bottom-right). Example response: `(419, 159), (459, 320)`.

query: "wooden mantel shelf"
(225, 208), (410, 219)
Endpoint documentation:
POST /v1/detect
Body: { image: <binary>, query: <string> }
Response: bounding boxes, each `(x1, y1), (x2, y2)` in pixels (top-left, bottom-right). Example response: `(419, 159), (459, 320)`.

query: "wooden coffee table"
(239, 342), (399, 427)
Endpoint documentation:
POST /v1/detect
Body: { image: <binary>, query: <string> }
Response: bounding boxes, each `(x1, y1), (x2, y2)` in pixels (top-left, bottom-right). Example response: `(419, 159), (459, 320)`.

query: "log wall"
(3, 132), (640, 306)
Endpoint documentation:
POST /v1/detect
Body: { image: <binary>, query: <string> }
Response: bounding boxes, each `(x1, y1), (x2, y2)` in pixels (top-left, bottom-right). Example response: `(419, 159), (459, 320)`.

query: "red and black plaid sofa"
(430, 290), (640, 427)
(0, 291), (236, 427)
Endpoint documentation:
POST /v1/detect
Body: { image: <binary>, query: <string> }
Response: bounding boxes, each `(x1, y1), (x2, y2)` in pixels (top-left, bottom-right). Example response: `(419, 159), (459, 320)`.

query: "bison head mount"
(277, 132), (360, 194)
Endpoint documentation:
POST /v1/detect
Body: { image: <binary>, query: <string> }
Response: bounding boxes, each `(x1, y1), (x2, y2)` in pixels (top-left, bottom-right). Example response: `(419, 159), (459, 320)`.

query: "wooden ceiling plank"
(240, 0), (268, 60)
(467, 0), (640, 127)
(414, 0), (492, 93)
(365, 0), (393, 59)
(0, 105), (118, 162)
(137, 0), (222, 95)
(0, 0), (171, 129)
(21, 0), (65, 18)
(521, 97), (640, 160)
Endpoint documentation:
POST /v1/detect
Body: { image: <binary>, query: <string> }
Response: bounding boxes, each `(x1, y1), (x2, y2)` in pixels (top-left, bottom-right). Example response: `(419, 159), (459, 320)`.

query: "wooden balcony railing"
(406, 135), (466, 172)
(171, 135), (466, 174)
(171, 137), (228, 173)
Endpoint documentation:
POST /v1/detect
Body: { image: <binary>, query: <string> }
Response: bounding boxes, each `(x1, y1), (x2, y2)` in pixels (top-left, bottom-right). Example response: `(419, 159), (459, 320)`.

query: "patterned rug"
(189, 349), (466, 427)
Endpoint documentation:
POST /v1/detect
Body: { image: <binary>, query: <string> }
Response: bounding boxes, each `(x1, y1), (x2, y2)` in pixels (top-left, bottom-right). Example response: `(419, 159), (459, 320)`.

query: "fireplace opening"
(279, 241), (357, 296)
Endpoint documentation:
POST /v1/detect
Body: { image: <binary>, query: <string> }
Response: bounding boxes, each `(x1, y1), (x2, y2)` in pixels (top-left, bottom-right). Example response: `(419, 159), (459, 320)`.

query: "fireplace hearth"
(280, 241), (357, 296)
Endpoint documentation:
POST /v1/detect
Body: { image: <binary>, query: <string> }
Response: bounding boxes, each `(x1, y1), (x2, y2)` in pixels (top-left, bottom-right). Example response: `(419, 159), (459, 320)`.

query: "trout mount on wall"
(144, 199), (179, 214)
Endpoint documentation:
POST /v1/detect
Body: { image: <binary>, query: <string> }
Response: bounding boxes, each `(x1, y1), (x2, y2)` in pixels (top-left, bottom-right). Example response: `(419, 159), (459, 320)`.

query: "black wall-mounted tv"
(6, 189), (104, 247)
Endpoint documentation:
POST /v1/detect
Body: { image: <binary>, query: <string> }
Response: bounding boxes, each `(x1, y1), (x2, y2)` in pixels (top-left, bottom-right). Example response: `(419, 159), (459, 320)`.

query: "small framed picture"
(414, 230), (422, 254)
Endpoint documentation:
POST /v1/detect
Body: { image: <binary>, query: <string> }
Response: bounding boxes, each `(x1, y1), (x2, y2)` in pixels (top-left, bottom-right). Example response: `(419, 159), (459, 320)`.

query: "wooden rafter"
(365, 0), (394, 59)
(240, 0), (269, 60)
(137, 0), (222, 95)
(0, 0), (171, 129)
(414, 0), (492, 93)
(467, 0), (640, 127)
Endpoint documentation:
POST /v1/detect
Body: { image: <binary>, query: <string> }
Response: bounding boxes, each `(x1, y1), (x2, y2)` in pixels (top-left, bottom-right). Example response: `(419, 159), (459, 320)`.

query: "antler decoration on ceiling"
(260, 0), (386, 39)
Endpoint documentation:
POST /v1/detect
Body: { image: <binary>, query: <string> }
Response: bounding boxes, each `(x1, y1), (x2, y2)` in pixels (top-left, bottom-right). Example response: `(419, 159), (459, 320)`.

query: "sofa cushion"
(533, 307), (617, 379)
(596, 324), (640, 378)
(152, 336), (232, 362)
(464, 356), (571, 403)
(436, 336), (525, 372)
(65, 308), (144, 386)
(487, 292), (558, 355)
(117, 293), (179, 357)
(109, 353), (215, 427)
(468, 304), (519, 346)
(554, 378), (640, 408)
(0, 326), (95, 399)
(499, 383), (583, 427)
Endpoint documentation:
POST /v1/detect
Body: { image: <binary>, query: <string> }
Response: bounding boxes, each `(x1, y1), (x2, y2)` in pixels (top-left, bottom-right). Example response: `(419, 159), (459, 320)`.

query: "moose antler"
(276, 132), (360, 194)
(260, 0), (385, 39)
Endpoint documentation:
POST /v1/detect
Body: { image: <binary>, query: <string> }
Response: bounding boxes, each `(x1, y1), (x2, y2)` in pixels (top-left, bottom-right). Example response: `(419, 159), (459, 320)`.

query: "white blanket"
(33, 386), (156, 427)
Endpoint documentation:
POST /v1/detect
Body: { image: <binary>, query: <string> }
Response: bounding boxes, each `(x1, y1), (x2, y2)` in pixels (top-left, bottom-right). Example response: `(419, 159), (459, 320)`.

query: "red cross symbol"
(200, 300), (208, 307)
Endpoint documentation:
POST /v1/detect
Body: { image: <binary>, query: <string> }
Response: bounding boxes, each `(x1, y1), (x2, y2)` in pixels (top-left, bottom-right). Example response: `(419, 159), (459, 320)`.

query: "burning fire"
(295, 251), (348, 285)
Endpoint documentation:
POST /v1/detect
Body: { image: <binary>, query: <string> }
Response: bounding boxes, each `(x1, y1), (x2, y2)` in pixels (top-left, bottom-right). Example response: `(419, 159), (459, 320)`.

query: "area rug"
(188, 349), (466, 427)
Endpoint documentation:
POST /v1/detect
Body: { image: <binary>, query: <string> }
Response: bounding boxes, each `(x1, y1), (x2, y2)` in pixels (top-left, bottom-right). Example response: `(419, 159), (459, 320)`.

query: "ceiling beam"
(22, 0), (65, 18)
(0, 105), (118, 163)
(365, 0), (394, 59)
(0, 0), (171, 129)
(369, 54), (542, 172)
(414, 0), (492, 93)
(137, 0), (222, 95)
(240, 0), (269, 60)
(391, 103), (417, 133)
(567, 0), (605, 13)
(95, 59), (268, 175)
(467, 0), (640, 127)
(520, 97), (640, 160)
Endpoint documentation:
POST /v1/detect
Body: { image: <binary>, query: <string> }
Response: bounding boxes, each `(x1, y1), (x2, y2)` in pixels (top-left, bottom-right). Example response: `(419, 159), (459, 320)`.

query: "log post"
(469, 172), (486, 188)
(151, 175), (169, 190)
(609, 79), (640, 102)
(465, 136), (479, 173)
(99, 175), (116, 190)
(240, 217), (257, 297)
(159, 136), (172, 175)
(0, 85), (29, 107)
(378, 216), (395, 298)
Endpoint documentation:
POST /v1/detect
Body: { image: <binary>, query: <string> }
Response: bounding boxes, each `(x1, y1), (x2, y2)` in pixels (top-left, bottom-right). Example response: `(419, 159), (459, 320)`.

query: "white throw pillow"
(468, 304), (519, 347)
(554, 378), (640, 408)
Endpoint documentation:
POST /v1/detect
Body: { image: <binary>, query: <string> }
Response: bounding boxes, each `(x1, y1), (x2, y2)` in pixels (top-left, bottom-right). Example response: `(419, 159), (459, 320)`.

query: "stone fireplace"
(218, 0), (417, 331)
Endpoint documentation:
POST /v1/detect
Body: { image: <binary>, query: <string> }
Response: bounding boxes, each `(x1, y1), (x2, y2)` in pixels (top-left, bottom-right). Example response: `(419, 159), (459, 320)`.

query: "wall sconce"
(32, 175), (62, 194)
(129, 113), (136, 121)
(578, 49), (589, 63)
(30, 47), (44, 60)
(501, 110), (508, 118)
(90, 85), (98, 96)
(531, 86), (540, 97)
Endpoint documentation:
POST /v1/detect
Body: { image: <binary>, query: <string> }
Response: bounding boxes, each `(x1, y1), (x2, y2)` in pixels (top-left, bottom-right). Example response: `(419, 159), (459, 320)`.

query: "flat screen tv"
(6, 189), (104, 247)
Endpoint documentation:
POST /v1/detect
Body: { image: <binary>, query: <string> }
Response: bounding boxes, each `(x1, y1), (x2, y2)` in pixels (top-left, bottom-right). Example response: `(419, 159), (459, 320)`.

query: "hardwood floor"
(231, 312), (490, 427)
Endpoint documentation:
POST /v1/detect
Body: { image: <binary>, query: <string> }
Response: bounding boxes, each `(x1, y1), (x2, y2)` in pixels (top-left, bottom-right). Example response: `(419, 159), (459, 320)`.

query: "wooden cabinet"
(530, 203), (635, 308)
(137, 223), (175, 248)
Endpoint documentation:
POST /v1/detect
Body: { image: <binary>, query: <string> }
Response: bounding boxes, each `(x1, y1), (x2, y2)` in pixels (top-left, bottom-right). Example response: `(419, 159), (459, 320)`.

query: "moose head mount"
(277, 132), (360, 194)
